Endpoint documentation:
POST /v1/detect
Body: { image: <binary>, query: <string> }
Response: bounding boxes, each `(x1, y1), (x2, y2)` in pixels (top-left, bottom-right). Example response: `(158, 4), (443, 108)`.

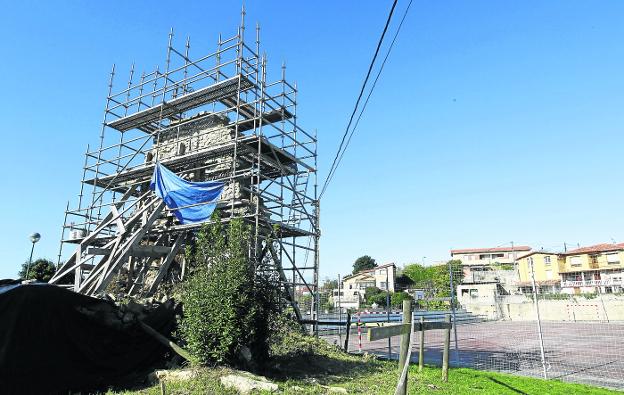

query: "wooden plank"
(91, 201), (165, 295)
(422, 321), (453, 331)
(368, 321), (453, 341)
(368, 324), (411, 342)
(131, 245), (172, 257)
(146, 232), (185, 296)
(87, 247), (112, 256)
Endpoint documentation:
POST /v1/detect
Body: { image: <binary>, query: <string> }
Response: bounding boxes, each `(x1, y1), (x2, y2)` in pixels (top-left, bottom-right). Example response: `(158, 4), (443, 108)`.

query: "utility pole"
(530, 258), (548, 379)
(386, 267), (391, 359)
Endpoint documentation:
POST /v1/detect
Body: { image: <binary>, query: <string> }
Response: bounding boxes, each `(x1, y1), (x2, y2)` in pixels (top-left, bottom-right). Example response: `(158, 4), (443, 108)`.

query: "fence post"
(448, 262), (459, 365)
(397, 300), (412, 395)
(358, 312), (362, 353)
(529, 259), (548, 379)
(442, 314), (451, 382)
(418, 316), (425, 372)
(343, 311), (351, 352)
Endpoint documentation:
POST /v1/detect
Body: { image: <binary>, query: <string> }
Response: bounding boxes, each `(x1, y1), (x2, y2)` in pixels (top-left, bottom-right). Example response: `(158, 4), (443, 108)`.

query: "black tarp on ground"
(0, 282), (176, 394)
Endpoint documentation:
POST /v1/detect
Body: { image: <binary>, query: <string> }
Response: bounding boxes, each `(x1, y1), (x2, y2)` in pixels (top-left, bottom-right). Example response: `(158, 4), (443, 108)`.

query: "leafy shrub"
(391, 291), (413, 307)
(179, 215), (279, 367)
(18, 258), (56, 282)
(364, 286), (387, 306)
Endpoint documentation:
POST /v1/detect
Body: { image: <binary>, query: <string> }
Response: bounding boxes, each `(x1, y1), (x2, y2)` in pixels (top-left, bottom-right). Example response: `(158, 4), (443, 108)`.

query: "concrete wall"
(461, 295), (624, 321)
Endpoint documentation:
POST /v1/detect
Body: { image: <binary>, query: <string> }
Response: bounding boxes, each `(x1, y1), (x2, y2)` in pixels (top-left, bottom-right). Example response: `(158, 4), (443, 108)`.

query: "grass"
(110, 349), (620, 395)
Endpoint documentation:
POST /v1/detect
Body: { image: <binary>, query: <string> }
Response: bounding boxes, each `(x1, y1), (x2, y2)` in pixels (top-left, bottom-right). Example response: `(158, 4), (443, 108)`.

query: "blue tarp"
(149, 162), (224, 224)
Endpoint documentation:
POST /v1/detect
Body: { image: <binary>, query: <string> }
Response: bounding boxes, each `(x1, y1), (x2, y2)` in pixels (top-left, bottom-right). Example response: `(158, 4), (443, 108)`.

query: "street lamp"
(25, 232), (41, 280)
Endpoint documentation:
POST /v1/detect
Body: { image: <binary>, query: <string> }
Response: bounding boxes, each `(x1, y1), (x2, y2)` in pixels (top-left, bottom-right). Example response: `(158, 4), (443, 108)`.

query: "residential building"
(516, 251), (564, 293)
(450, 246), (530, 285)
(559, 243), (624, 294)
(333, 263), (397, 310)
(342, 262), (397, 293)
(516, 243), (624, 294)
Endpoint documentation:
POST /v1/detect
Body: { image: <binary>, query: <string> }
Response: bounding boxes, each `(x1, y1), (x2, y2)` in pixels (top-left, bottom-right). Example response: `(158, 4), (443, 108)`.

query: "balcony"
(561, 278), (622, 287)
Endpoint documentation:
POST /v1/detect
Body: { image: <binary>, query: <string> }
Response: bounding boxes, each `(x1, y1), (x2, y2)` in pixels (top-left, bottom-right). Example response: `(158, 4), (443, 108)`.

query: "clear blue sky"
(1, 1), (623, 281)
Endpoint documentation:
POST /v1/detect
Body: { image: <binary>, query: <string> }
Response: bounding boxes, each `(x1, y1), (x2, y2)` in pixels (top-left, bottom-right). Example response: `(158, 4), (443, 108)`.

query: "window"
(379, 281), (388, 290)
(469, 289), (479, 298)
(544, 256), (551, 265)
(545, 270), (553, 280)
(570, 256), (582, 267)
(492, 253), (505, 259)
(607, 253), (620, 264)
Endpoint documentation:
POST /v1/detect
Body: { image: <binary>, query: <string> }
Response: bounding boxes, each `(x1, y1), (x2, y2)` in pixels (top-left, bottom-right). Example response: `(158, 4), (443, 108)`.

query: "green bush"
(18, 258), (56, 282)
(364, 286), (388, 306)
(179, 215), (278, 367)
(391, 291), (413, 307)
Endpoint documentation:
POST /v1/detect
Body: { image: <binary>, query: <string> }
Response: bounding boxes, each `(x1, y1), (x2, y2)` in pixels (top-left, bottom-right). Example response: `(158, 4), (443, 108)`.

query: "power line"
(323, 0), (413, 191)
(319, 0), (399, 199)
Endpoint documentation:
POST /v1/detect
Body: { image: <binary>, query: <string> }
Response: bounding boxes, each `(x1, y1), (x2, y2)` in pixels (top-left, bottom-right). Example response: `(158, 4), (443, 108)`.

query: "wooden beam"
(87, 247), (112, 256)
(146, 232), (185, 296)
(89, 245), (173, 257)
(367, 321), (453, 342)
(92, 201), (165, 295)
(368, 324), (411, 342)
(131, 245), (172, 257)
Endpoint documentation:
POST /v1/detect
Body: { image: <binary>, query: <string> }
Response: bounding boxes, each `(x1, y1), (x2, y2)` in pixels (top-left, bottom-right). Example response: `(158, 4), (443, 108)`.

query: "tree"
(179, 213), (279, 366)
(353, 255), (377, 274)
(391, 291), (413, 308)
(18, 259), (56, 282)
(320, 278), (338, 291)
(395, 274), (414, 290)
(402, 259), (463, 309)
(364, 286), (387, 306)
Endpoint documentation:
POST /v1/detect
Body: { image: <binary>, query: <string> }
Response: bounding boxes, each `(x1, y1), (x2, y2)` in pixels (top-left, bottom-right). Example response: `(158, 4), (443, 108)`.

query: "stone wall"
(147, 112), (265, 218)
(461, 294), (624, 321)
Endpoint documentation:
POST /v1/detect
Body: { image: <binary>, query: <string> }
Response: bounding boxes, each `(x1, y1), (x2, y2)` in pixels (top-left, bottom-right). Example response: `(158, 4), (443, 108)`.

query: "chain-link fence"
(317, 263), (624, 390)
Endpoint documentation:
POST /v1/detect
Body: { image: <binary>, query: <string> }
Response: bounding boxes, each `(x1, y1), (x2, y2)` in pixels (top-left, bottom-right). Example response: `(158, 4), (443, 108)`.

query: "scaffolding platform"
(107, 75), (254, 132)
(84, 135), (302, 190)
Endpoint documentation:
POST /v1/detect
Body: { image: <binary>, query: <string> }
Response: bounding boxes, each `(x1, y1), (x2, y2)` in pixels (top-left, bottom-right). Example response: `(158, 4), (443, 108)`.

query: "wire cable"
(323, 0), (413, 191)
(319, 0), (399, 199)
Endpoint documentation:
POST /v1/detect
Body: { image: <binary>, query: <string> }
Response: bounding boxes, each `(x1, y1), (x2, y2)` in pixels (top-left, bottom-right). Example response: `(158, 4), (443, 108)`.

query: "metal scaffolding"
(50, 10), (320, 324)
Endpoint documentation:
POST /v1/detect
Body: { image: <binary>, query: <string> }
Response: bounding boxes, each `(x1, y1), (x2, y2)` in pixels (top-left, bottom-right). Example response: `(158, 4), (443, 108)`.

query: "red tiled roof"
(451, 246), (531, 255)
(343, 262), (395, 279)
(565, 243), (624, 255)
(516, 251), (561, 259)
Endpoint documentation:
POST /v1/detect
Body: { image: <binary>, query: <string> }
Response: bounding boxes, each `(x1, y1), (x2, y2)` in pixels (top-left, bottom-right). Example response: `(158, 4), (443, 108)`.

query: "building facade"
(451, 246), (530, 285)
(333, 263), (397, 310)
(516, 243), (624, 294)
(516, 251), (564, 293)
